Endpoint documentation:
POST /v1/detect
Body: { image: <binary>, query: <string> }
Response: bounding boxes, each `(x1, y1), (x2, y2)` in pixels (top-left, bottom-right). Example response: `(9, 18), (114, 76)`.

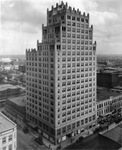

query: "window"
(68, 45), (71, 50)
(67, 33), (71, 37)
(77, 17), (80, 21)
(72, 22), (75, 26)
(85, 118), (88, 124)
(62, 33), (66, 37)
(67, 40), (71, 43)
(77, 29), (80, 33)
(8, 135), (12, 141)
(57, 129), (61, 136)
(8, 144), (12, 150)
(77, 40), (80, 44)
(72, 16), (75, 20)
(2, 137), (6, 144)
(77, 23), (80, 27)
(81, 18), (84, 22)
(81, 24), (84, 28)
(72, 28), (75, 32)
(81, 119), (84, 125)
(67, 15), (71, 19)
(77, 34), (80, 38)
(67, 124), (71, 131)
(62, 118), (66, 123)
(62, 127), (66, 133)
(86, 24), (89, 28)
(67, 21), (71, 26)
(62, 45), (66, 49)
(62, 26), (66, 31)
(62, 39), (66, 43)
(67, 27), (71, 31)
(61, 16), (64, 20)
(85, 19), (88, 23)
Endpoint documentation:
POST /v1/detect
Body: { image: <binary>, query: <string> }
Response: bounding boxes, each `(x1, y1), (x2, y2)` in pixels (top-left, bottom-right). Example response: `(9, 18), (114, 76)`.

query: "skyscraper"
(26, 1), (97, 147)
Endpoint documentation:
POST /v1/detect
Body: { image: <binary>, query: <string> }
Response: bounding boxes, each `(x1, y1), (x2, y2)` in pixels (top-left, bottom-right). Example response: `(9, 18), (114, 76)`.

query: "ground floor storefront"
(35, 123), (96, 150)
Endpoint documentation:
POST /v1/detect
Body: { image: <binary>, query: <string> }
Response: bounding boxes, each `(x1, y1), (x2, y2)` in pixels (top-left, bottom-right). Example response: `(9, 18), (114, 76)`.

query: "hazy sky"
(0, 0), (122, 55)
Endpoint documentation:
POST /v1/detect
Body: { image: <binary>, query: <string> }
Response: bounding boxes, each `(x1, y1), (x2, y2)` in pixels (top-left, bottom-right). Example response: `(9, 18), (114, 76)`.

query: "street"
(17, 126), (49, 150)
(0, 107), (49, 150)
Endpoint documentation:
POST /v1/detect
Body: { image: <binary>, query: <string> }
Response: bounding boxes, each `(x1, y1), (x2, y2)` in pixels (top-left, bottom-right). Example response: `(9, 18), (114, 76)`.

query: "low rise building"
(0, 112), (17, 150)
(97, 72), (119, 88)
(5, 96), (26, 125)
(0, 84), (21, 107)
(97, 89), (122, 117)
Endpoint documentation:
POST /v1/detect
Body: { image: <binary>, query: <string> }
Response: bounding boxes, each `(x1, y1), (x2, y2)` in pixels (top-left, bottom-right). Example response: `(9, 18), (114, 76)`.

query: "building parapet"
(47, 1), (89, 18)
(26, 48), (37, 53)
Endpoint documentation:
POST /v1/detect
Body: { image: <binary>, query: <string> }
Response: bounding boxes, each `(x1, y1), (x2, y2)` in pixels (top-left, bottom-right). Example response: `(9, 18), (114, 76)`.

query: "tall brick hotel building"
(26, 1), (97, 147)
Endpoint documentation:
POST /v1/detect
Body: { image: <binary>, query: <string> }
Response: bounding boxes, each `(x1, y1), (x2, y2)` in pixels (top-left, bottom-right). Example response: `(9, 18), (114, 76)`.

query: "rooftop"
(97, 90), (122, 102)
(103, 124), (122, 145)
(65, 133), (121, 150)
(16, 85), (26, 90)
(8, 96), (26, 107)
(0, 112), (16, 133)
(0, 84), (19, 91)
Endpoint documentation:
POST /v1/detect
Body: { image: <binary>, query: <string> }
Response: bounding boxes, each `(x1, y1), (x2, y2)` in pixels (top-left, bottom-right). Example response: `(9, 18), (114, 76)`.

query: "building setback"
(26, 1), (97, 147)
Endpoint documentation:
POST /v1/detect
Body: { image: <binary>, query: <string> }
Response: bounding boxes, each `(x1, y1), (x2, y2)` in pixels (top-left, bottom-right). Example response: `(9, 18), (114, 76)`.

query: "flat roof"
(65, 133), (121, 150)
(0, 84), (19, 91)
(103, 124), (122, 145)
(97, 90), (122, 102)
(0, 112), (16, 133)
(8, 96), (26, 107)
(16, 85), (26, 90)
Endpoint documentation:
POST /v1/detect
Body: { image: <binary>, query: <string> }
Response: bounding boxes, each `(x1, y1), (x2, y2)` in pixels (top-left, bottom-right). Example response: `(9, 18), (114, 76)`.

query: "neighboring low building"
(97, 72), (119, 88)
(97, 89), (122, 117)
(0, 84), (22, 107)
(5, 96), (26, 125)
(0, 112), (17, 150)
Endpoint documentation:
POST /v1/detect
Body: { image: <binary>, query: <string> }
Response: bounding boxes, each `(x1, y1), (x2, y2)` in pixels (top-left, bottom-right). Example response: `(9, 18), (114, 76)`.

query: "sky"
(0, 0), (122, 55)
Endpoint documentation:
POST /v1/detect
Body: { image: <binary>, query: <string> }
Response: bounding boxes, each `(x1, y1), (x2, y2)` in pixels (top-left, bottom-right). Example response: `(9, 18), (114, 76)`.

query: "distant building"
(97, 89), (122, 116)
(3, 65), (12, 70)
(0, 112), (17, 150)
(5, 96), (26, 125)
(98, 61), (108, 66)
(97, 72), (119, 88)
(19, 65), (26, 73)
(0, 84), (21, 107)
(1, 58), (12, 63)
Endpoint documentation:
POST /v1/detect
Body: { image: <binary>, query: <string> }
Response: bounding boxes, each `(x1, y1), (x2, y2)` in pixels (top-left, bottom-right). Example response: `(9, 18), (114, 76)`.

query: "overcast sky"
(0, 0), (122, 55)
